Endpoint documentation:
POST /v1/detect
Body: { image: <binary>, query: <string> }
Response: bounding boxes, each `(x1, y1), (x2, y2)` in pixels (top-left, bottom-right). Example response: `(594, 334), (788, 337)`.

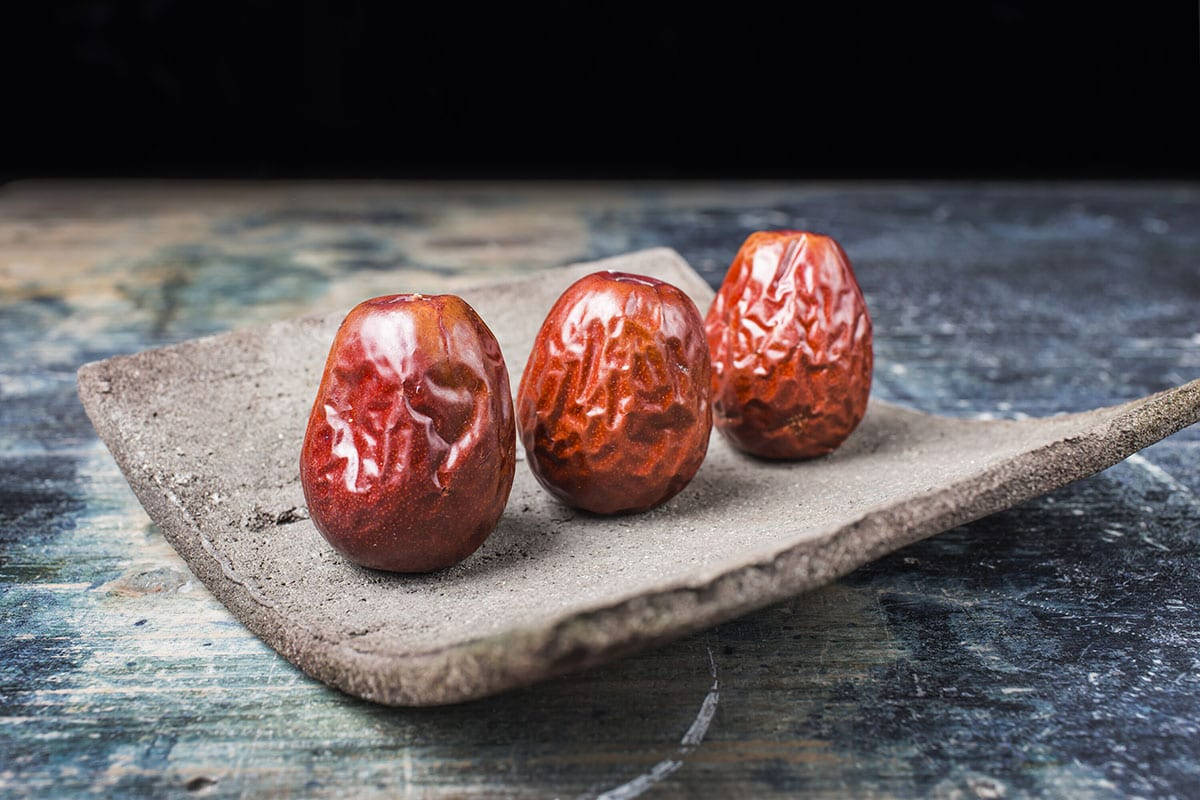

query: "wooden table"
(2, 181), (1198, 798)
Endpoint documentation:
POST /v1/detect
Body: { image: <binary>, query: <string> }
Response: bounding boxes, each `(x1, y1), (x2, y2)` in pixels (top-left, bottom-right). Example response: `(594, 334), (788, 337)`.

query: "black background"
(3, 1), (1198, 180)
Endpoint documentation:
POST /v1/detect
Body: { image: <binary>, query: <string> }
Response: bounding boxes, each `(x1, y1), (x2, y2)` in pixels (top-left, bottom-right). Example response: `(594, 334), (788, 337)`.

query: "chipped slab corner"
(77, 248), (1200, 706)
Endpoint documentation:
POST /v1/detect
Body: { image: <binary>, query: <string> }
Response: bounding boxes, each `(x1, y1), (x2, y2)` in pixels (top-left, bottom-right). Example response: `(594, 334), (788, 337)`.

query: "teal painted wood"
(2, 182), (1198, 798)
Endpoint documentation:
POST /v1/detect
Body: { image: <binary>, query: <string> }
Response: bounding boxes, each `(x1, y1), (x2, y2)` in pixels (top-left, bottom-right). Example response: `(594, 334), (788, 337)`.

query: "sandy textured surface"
(77, 248), (1200, 705)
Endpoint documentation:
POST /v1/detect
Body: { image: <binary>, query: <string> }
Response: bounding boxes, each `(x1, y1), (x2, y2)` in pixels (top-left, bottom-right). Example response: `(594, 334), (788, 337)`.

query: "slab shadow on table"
(266, 451), (1200, 799)
(64, 455), (1197, 799)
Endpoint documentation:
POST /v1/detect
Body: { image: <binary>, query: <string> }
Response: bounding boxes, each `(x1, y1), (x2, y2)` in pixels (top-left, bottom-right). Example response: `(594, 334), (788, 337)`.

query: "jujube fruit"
(300, 293), (515, 572)
(517, 271), (712, 514)
(705, 230), (873, 459)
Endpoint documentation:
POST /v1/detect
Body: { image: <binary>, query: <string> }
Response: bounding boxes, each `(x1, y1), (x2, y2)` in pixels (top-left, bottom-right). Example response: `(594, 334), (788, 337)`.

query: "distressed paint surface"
(1, 182), (1198, 798)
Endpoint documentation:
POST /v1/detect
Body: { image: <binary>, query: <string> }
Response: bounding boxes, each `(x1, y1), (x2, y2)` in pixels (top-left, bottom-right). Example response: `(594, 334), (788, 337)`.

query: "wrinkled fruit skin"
(517, 271), (712, 514)
(300, 294), (515, 572)
(705, 231), (873, 459)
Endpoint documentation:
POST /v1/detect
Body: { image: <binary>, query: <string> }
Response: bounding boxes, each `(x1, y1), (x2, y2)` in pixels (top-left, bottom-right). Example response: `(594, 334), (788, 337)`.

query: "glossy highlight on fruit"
(705, 230), (873, 459)
(517, 271), (712, 514)
(300, 294), (515, 572)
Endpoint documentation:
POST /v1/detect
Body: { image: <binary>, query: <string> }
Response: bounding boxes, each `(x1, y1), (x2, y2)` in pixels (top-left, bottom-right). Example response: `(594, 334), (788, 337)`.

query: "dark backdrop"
(3, 1), (1198, 180)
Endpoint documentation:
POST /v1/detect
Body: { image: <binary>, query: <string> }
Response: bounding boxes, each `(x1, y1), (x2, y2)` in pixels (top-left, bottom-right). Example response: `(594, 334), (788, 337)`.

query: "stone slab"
(77, 248), (1200, 705)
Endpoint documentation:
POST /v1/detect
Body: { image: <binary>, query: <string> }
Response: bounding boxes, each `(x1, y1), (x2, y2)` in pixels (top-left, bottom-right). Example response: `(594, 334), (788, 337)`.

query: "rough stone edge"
(76, 251), (1200, 706)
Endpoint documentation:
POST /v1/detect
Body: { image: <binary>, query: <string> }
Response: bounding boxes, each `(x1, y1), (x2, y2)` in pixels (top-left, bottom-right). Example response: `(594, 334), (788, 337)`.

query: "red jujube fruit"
(300, 294), (515, 572)
(705, 230), (873, 459)
(516, 271), (712, 514)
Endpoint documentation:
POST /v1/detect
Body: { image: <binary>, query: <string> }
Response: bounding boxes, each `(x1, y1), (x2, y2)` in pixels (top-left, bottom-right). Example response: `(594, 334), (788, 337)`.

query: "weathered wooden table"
(2, 182), (1198, 798)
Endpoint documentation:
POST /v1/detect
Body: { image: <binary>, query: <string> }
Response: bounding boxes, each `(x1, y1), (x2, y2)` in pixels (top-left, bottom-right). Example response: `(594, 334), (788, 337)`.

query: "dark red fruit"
(300, 294), (515, 572)
(705, 230), (873, 459)
(517, 271), (712, 514)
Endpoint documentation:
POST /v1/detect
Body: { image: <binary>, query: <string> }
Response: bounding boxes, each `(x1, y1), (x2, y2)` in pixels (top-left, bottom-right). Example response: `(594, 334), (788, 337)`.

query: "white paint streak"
(22, 582), (92, 591)
(1139, 532), (1170, 552)
(590, 645), (720, 800)
(1128, 453), (1198, 502)
(1126, 454), (1200, 553)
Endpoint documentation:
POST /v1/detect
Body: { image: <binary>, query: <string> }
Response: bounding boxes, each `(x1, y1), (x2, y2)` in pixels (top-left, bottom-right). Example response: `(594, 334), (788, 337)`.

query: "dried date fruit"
(705, 231), (873, 459)
(517, 271), (712, 514)
(300, 294), (515, 572)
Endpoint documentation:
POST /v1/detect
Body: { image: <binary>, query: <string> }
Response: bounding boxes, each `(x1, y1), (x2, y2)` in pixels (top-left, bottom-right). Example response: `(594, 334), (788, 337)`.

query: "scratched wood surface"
(2, 181), (1198, 799)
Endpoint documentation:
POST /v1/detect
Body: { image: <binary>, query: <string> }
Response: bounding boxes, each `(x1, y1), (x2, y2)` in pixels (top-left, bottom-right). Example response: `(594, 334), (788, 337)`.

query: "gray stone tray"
(77, 248), (1200, 706)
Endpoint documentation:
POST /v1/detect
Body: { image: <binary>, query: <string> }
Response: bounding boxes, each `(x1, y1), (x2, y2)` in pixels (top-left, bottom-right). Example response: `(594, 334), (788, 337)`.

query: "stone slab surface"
(77, 248), (1200, 705)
